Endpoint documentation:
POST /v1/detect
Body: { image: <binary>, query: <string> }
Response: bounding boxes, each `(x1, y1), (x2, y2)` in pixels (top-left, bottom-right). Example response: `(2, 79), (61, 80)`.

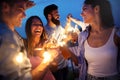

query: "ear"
(94, 5), (100, 14)
(48, 14), (52, 19)
(1, 2), (10, 13)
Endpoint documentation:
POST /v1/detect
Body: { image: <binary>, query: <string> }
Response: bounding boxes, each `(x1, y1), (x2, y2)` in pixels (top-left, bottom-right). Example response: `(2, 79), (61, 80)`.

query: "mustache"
(51, 18), (60, 26)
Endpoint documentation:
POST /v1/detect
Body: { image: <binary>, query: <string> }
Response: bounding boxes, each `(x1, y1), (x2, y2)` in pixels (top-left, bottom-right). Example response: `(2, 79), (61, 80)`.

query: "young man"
(43, 4), (78, 80)
(0, 0), (55, 80)
(44, 4), (65, 42)
(43, 4), (68, 80)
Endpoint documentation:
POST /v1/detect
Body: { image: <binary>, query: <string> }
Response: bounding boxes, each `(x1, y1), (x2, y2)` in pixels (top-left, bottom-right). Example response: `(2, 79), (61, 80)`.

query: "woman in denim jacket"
(70, 0), (120, 80)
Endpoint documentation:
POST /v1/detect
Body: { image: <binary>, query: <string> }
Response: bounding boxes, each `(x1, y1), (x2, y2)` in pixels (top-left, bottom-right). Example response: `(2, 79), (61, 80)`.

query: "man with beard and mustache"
(44, 4), (64, 41)
(43, 4), (78, 80)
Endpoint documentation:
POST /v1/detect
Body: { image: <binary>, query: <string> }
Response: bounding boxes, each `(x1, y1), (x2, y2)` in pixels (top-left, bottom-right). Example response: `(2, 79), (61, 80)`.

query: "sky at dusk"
(16, 0), (120, 38)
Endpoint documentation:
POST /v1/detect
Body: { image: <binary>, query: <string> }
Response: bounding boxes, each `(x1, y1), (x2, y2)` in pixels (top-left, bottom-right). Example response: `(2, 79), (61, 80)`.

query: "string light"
(15, 52), (24, 64)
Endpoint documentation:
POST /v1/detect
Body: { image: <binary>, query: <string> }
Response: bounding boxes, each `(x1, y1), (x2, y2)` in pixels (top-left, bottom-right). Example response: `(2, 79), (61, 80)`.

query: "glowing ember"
(43, 51), (51, 63)
(16, 52), (24, 64)
(57, 41), (66, 47)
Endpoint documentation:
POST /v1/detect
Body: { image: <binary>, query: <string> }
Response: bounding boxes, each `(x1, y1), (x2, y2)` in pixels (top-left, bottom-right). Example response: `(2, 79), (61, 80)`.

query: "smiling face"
(2, 1), (27, 28)
(50, 10), (60, 26)
(31, 18), (43, 38)
(11, 2), (27, 27)
(81, 4), (96, 24)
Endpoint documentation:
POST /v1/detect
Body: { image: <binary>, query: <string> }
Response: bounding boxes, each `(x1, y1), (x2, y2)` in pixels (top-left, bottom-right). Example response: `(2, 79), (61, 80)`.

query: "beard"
(51, 16), (60, 26)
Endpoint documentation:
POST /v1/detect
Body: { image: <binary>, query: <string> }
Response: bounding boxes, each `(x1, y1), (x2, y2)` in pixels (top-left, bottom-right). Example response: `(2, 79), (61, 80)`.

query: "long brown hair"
(25, 16), (47, 56)
(84, 0), (114, 28)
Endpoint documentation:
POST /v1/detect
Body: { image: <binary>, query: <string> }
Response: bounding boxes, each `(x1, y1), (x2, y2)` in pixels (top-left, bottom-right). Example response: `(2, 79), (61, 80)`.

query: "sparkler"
(34, 48), (53, 64)
(42, 51), (51, 63)
(45, 24), (81, 48)
(35, 24), (80, 64)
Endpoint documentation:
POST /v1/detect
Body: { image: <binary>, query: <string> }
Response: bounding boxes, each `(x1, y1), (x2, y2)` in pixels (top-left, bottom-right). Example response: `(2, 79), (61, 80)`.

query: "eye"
(17, 8), (25, 13)
(83, 7), (87, 11)
(32, 24), (43, 26)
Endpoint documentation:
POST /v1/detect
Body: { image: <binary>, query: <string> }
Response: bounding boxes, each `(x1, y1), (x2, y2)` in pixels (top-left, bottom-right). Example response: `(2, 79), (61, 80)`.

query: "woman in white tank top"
(76, 0), (120, 80)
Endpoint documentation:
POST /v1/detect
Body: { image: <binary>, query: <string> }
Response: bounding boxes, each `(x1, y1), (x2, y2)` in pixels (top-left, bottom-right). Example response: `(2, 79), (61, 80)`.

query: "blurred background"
(16, 0), (120, 38)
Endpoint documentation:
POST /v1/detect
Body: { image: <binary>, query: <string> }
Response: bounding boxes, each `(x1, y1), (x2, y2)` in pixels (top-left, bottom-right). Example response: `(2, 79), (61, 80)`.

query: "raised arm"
(67, 14), (88, 31)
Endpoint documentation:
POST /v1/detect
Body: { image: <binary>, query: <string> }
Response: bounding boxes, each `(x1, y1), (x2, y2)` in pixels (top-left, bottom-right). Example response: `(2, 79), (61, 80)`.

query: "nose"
(57, 14), (60, 18)
(80, 11), (83, 17)
(37, 26), (43, 30)
(22, 12), (26, 18)
(57, 15), (60, 19)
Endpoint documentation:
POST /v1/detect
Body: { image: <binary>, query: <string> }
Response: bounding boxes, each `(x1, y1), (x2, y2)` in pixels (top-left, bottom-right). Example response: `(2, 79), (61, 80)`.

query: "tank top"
(84, 28), (118, 77)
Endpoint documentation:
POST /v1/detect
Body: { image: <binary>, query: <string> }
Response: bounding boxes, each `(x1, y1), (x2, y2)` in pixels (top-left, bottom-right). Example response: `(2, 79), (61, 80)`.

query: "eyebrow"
(16, 2), (26, 10)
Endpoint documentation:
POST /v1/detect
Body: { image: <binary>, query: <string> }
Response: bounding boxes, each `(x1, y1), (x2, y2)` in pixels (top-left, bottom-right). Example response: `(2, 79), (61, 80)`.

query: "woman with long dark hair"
(70, 0), (120, 80)
(24, 16), (56, 80)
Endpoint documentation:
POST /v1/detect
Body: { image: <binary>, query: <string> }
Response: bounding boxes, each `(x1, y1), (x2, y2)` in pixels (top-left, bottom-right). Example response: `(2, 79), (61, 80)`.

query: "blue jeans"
(86, 74), (120, 80)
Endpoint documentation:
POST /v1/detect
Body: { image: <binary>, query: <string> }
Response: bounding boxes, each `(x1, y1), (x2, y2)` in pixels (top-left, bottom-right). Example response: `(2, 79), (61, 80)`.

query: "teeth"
(35, 30), (40, 32)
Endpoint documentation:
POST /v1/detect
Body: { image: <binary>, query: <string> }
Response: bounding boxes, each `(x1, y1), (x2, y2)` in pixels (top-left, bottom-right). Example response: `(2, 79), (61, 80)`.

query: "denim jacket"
(77, 27), (89, 80)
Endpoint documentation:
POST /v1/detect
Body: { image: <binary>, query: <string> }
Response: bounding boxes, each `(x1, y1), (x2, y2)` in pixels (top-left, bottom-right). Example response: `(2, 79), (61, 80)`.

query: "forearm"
(71, 17), (86, 27)
(49, 62), (58, 72)
(60, 46), (78, 65)
(31, 62), (49, 80)
(70, 17), (88, 31)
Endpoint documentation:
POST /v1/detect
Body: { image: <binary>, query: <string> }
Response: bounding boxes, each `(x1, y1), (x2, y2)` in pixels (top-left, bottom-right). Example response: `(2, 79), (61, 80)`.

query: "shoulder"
(44, 24), (50, 30)
(0, 23), (12, 34)
(58, 25), (65, 31)
(0, 29), (20, 52)
(115, 27), (120, 37)
(22, 38), (27, 43)
(22, 38), (28, 47)
(78, 26), (90, 39)
(0, 23), (14, 37)
(114, 27), (120, 47)
(0, 28), (15, 42)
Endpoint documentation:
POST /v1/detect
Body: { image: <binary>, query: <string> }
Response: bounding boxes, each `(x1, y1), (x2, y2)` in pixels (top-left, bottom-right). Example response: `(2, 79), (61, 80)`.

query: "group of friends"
(0, 0), (120, 80)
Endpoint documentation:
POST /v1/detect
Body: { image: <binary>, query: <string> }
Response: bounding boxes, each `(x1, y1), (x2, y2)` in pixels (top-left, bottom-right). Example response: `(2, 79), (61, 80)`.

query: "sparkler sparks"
(42, 51), (51, 63)
(44, 24), (80, 48)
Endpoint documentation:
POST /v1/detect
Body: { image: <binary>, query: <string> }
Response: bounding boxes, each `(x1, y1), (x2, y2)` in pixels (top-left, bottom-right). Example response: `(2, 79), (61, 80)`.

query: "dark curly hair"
(43, 4), (58, 20)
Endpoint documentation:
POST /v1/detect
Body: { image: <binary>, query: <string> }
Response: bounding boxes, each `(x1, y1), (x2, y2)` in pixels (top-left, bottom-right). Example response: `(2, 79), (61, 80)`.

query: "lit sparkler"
(42, 51), (51, 63)
(45, 24), (80, 48)
(34, 48), (53, 64)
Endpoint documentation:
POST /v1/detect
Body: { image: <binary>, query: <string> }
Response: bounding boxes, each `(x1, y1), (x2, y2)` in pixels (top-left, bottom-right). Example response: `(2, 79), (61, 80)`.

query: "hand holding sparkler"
(30, 48), (59, 79)
(67, 14), (72, 22)
(34, 47), (59, 65)
(44, 38), (58, 48)
(42, 48), (59, 64)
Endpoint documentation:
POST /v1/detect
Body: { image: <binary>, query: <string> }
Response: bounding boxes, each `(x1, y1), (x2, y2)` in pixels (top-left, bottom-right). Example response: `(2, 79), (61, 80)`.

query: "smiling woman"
(24, 16), (47, 55)
(31, 20), (43, 37)
(23, 16), (56, 80)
